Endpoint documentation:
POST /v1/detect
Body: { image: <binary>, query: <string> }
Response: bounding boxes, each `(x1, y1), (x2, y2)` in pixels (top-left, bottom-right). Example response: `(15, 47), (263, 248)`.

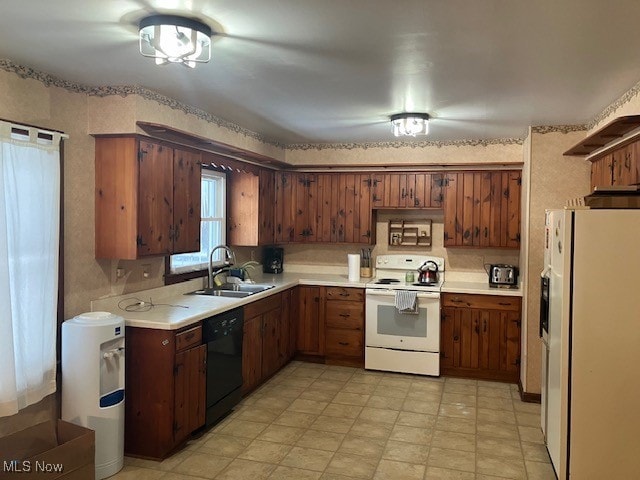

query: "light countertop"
(441, 280), (523, 296)
(90, 272), (368, 331)
(90, 270), (521, 331)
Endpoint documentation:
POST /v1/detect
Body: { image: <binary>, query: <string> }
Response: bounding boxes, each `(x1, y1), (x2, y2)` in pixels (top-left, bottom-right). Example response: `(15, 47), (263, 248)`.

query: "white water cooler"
(62, 312), (125, 479)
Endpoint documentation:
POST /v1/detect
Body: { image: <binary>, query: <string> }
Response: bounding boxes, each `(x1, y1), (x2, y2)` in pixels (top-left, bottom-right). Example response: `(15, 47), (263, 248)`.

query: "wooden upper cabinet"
(443, 171), (521, 249)
(95, 136), (201, 259)
(373, 173), (443, 208)
(612, 143), (638, 186)
(275, 172), (373, 245)
(590, 140), (639, 191)
(228, 169), (274, 246)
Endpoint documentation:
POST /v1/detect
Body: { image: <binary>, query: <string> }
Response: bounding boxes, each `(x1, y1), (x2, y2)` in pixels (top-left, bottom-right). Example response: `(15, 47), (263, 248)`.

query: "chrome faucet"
(208, 245), (237, 288)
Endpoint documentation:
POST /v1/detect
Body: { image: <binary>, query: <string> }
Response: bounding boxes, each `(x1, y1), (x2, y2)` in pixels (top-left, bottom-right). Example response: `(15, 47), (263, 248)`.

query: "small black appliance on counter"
(263, 247), (283, 274)
(487, 264), (518, 288)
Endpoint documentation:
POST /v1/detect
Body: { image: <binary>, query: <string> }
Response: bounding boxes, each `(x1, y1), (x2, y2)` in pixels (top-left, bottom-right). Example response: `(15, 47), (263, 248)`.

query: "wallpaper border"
(0, 58), (284, 148)
(1, 58), (601, 150)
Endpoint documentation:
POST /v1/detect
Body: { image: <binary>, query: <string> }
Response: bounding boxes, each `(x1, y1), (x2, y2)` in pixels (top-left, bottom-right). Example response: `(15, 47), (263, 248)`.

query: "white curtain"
(0, 122), (62, 417)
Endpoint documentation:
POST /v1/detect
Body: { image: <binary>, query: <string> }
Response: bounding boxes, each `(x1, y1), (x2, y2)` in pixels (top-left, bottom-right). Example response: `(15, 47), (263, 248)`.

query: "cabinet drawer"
(175, 325), (202, 352)
(244, 293), (281, 318)
(325, 301), (364, 330)
(442, 293), (521, 311)
(325, 287), (364, 302)
(325, 329), (363, 357)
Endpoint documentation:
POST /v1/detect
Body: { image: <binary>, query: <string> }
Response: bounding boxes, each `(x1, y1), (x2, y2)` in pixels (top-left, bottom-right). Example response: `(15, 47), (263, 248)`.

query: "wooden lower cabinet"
(440, 293), (521, 382)
(242, 291), (293, 395)
(324, 287), (365, 367)
(297, 285), (325, 356)
(125, 325), (206, 459)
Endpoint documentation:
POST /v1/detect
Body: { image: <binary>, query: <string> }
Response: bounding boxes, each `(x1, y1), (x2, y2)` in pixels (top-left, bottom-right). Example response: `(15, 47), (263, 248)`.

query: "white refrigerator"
(540, 208), (640, 479)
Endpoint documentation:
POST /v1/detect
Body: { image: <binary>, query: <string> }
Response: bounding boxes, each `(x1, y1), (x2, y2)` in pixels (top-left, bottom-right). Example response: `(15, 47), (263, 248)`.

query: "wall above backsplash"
(282, 210), (519, 274)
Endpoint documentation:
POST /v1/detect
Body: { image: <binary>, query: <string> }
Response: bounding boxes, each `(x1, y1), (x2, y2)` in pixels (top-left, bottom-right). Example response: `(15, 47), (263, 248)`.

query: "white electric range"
(365, 254), (444, 376)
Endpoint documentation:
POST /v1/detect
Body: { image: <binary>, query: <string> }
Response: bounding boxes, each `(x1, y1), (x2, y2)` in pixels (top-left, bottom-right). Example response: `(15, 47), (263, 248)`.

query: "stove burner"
(375, 278), (401, 285)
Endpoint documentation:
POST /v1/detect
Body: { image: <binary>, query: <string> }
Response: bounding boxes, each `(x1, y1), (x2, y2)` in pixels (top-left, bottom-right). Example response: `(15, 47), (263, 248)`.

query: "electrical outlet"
(116, 268), (125, 279)
(250, 250), (255, 261)
(142, 264), (150, 278)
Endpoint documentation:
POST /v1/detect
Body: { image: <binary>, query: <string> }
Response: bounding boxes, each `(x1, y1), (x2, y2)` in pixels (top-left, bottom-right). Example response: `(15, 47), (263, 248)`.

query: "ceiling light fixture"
(139, 14), (212, 68)
(390, 113), (430, 137)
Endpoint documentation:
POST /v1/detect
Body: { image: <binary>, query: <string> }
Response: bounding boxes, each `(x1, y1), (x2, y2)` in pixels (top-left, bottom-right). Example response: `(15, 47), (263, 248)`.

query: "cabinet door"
(335, 173), (358, 242)
(316, 173), (335, 243)
(371, 174), (385, 208)
(591, 154), (614, 191)
(261, 307), (282, 379)
(258, 169), (275, 245)
(305, 173), (318, 242)
(502, 311), (521, 374)
(174, 344), (206, 444)
(412, 174), (427, 208)
(440, 307), (455, 369)
(172, 148), (201, 254)
(275, 172), (297, 243)
(478, 309), (501, 371)
(137, 140), (174, 256)
(430, 174), (444, 208)
(383, 173), (407, 208)
(444, 171), (520, 248)
(501, 171), (521, 248)
(354, 175), (372, 243)
(227, 171), (258, 246)
(297, 286), (324, 355)
(280, 290), (291, 366)
(242, 315), (263, 395)
(443, 172), (475, 246)
(288, 287), (300, 359)
(612, 144), (637, 186)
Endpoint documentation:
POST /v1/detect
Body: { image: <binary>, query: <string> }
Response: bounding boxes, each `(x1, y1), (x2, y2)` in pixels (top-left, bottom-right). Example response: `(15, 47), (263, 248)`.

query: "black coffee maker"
(263, 247), (284, 274)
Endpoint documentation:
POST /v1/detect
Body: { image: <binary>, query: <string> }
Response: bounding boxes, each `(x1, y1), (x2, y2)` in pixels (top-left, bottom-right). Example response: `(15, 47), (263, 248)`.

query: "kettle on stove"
(417, 260), (439, 284)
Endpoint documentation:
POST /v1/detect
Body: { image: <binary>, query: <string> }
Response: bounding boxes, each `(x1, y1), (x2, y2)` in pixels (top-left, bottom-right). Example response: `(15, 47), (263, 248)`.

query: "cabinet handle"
(401, 188), (406, 198)
(184, 332), (195, 341)
(498, 302), (511, 306)
(339, 313), (350, 318)
(338, 341), (349, 346)
(483, 320), (487, 332)
(339, 292), (349, 297)
(409, 188), (413, 199)
(451, 298), (464, 304)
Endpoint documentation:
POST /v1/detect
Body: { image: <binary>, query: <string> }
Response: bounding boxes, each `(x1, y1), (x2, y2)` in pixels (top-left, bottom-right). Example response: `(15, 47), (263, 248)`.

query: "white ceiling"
(2, 1), (640, 145)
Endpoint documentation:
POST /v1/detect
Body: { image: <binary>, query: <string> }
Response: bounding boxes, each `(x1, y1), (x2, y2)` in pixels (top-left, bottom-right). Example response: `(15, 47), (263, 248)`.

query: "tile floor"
(110, 362), (555, 480)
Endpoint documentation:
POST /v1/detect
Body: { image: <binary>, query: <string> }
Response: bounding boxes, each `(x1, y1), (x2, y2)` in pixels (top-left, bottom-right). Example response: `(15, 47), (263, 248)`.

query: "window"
(169, 169), (226, 274)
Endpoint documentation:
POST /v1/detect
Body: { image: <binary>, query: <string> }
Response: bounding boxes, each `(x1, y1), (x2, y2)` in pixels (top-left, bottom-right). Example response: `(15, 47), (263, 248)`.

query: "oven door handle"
(365, 289), (440, 299)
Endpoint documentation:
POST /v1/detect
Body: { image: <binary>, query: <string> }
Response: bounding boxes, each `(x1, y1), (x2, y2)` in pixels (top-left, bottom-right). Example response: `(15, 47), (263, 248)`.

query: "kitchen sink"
(186, 283), (275, 298)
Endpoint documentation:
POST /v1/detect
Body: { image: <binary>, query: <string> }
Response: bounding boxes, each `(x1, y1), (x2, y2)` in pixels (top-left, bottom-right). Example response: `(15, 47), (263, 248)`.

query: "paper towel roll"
(348, 254), (360, 281)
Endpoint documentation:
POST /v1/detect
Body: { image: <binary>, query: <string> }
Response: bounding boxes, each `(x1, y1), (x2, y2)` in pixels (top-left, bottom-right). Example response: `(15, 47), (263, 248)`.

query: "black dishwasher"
(202, 307), (243, 427)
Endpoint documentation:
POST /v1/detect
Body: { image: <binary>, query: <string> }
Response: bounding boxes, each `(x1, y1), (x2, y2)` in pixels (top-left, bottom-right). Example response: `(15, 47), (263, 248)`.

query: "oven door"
(365, 289), (440, 352)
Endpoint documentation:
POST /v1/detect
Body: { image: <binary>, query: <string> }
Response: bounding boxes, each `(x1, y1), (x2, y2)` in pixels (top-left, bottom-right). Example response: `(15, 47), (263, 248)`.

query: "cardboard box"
(0, 420), (94, 479)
